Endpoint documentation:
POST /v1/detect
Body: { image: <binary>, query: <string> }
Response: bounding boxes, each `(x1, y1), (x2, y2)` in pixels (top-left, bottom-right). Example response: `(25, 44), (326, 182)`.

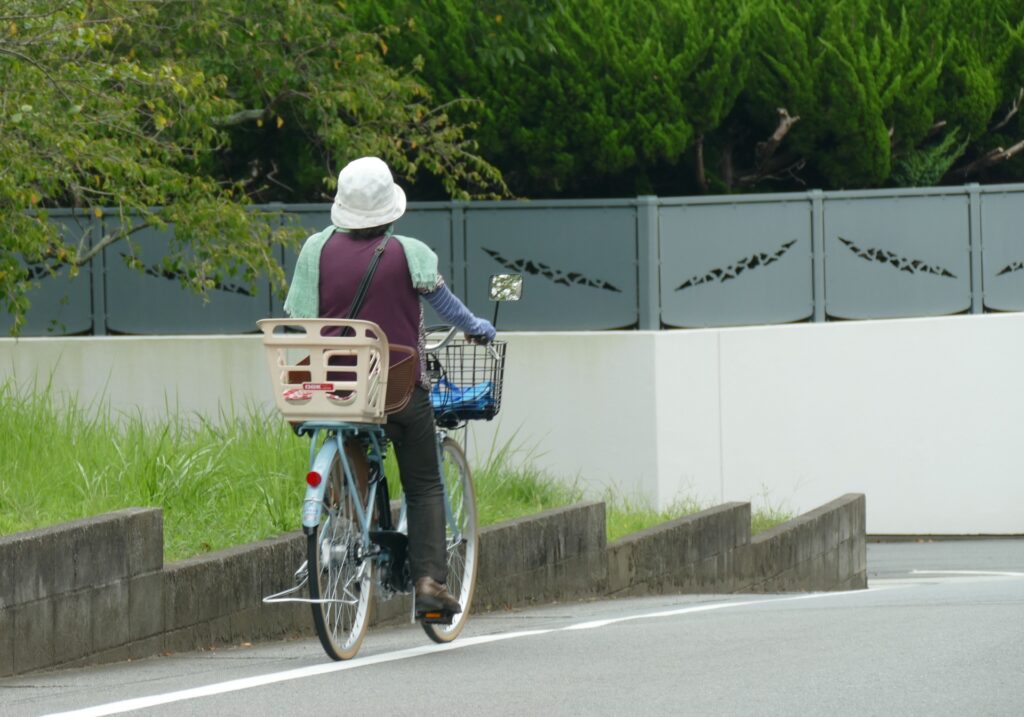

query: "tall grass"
(0, 381), (306, 561)
(605, 492), (706, 542)
(0, 382), (792, 562)
(466, 433), (584, 527)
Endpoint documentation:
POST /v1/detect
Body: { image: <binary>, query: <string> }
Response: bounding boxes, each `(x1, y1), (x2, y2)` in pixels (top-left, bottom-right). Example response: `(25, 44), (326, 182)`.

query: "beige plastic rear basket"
(258, 318), (392, 424)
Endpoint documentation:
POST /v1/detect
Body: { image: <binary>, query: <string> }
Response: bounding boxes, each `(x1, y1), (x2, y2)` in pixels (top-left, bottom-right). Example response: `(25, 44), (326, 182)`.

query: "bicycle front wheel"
(422, 437), (479, 643)
(308, 450), (374, 660)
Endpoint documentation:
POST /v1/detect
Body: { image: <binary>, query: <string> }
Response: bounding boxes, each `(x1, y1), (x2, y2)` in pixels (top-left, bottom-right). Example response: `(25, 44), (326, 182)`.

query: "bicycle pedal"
(416, 609), (454, 625)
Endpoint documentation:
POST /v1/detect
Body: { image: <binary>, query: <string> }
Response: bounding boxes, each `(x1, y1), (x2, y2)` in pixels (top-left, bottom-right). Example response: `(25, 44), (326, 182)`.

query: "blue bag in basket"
(431, 378), (496, 413)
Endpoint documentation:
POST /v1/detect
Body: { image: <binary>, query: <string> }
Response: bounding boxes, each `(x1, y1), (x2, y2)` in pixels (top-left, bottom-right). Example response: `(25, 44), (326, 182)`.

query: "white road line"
(911, 569), (1024, 577)
(43, 588), (886, 717)
(562, 587), (875, 631)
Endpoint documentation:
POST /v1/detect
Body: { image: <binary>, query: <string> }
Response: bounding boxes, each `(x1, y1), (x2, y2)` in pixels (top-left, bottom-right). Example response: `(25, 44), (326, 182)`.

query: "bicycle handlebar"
(424, 325), (500, 360)
(424, 325), (460, 352)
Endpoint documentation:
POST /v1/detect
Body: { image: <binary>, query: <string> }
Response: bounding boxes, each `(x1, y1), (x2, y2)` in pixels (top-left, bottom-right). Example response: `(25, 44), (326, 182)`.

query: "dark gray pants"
(383, 386), (446, 584)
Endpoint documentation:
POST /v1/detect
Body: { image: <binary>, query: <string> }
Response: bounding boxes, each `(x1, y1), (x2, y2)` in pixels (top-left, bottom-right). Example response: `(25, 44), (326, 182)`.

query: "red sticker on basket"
(302, 382), (334, 391)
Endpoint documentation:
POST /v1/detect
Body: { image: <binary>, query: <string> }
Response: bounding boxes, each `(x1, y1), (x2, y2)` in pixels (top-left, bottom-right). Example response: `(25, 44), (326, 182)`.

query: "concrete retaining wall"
(5, 320), (1020, 534)
(0, 493), (865, 676)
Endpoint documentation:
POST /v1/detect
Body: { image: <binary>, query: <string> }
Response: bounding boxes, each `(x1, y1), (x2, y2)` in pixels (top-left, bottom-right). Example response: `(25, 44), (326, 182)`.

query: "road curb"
(0, 494), (865, 676)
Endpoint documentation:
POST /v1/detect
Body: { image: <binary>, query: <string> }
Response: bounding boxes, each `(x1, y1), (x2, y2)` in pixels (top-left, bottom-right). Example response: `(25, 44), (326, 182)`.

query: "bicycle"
(259, 274), (518, 660)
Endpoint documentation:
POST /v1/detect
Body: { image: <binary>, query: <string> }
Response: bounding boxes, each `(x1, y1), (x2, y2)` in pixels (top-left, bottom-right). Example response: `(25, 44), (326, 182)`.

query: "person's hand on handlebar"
(466, 318), (496, 344)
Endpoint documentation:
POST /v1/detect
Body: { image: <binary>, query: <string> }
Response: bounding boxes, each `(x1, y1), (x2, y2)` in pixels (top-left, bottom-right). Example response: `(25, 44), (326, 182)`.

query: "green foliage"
(0, 0), (504, 334)
(890, 129), (969, 187)
(165, 0), (506, 201)
(356, 0), (1024, 196)
(0, 380), (307, 560)
(353, 0), (754, 195)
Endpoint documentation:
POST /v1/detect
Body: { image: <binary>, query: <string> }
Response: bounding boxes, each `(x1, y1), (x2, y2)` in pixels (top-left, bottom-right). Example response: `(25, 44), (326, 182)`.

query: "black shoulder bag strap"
(346, 234), (391, 319)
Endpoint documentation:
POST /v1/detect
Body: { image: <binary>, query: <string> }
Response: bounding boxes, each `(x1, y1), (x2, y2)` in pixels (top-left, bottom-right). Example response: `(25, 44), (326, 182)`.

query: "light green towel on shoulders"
(283, 226), (440, 318)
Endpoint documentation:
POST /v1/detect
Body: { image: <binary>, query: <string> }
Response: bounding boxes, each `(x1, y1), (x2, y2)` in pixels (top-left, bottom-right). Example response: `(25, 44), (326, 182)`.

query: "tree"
(724, 0), (1024, 190)
(163, 0), (506, 202)
(356, 0), (1024, 197)
(354, 0), (752, 196)
(0, 0), (504, 334)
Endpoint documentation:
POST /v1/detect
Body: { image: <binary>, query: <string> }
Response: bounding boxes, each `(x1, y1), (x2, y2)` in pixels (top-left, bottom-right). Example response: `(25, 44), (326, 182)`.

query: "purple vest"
(318, 231), (424, 383)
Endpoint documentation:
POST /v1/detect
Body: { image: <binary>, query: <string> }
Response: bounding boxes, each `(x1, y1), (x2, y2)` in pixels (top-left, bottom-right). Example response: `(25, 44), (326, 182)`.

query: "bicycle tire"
(308, 449), (374, 660)
(422, 437), (479, 643)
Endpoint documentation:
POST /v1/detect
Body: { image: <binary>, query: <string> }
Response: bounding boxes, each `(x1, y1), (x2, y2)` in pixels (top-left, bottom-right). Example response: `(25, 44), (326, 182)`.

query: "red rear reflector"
(306, 471), (322, 487)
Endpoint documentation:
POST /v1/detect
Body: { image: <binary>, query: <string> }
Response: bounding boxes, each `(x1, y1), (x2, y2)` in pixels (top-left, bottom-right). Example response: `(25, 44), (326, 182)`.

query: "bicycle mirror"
(489, 274), (523, 302)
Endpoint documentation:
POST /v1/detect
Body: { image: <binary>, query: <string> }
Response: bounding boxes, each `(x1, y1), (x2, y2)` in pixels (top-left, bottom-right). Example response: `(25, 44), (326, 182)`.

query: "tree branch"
(734, 108), (803, 189)
(73, 220), (151, 266)
(720, 141), (734, 190)
(736, 157), (807, 188)
(990, 87), (1023, 133)
(695, 134), (708, 193)
(0, 1), (76, 24)
(211, 89), (310, 127)
(954, 138), (1024, 178)
(211, 108), (269, 127)
(0, 46), (72, 103)
(755, 108), (800, 166)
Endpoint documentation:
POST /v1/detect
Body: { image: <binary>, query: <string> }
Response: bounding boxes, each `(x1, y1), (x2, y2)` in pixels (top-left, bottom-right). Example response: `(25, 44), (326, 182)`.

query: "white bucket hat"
(330, 156), (407, 230)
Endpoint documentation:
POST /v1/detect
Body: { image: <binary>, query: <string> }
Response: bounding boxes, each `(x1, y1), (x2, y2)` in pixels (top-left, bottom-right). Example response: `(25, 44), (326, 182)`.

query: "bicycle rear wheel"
(308, 450), (374, 660)
(422, 437), (478, 643)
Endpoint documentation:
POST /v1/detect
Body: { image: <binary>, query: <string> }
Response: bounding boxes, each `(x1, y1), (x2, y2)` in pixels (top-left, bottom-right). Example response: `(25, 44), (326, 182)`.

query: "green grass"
(0, 382), (792, 561)
(463, 435), (585, 527)
(605, 493), (706, 543)
(0, 381), (307, 561)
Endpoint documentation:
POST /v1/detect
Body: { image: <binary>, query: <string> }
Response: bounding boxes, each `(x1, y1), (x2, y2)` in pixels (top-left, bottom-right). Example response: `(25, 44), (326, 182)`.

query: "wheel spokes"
(319, 493), (368, 643)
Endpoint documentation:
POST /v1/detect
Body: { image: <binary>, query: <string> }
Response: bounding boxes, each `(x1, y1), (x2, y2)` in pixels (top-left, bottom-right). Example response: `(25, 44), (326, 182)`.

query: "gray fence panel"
(1, 212), (95, 336)
(659, 200), (814, 328)
(463, 204), (639, 330)
(394, 206), (454, 326)
(823, 194), (972, 319)
(979, 188), (1024, 311)
(14, 184), (1024, 335)
(397, 206), (455, 284)
(104, 220), (272, 334)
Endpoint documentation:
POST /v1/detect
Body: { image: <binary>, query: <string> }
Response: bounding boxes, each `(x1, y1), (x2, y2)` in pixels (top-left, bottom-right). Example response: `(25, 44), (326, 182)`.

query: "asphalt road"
(3, 540), (1023, 717)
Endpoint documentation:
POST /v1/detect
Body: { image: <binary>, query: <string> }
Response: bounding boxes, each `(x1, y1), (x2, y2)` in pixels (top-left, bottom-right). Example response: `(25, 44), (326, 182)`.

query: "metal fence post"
(967, 183), (983, 314)
(268, 202), (286, 318)
(451, 200), (467, 293)
(90, 214), (107, 335)
(636, 195), (660, 330)
(809, 189), (826, 322)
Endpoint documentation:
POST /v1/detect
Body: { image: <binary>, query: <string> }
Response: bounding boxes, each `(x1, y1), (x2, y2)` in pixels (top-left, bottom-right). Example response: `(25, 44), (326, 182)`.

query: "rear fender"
(302, 437), (340, 532)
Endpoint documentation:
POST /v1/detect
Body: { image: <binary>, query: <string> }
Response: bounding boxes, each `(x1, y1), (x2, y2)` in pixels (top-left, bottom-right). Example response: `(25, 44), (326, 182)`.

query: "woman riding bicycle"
(282, 156), (495, 615)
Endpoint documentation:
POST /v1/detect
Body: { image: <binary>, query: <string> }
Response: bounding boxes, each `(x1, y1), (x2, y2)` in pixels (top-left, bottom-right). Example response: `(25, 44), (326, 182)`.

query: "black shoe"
(415, 577), (462, 614)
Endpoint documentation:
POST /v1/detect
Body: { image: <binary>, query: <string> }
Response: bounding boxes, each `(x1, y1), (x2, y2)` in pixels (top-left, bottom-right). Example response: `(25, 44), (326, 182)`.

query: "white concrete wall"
(3, 312), (1023, 534)
(713, 316), (1024, 535)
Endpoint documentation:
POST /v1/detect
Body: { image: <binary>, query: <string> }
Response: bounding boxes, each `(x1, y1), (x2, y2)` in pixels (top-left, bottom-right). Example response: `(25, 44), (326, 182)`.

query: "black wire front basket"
(426, 339), (507, 428)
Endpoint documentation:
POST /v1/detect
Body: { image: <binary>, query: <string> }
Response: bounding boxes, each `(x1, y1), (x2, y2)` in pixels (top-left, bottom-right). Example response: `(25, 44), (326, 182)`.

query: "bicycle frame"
(263, 421), (388, 607)
(307, 423), (462, 541)
(263, 422), (466, 609)
(299, 422), (387, 539)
